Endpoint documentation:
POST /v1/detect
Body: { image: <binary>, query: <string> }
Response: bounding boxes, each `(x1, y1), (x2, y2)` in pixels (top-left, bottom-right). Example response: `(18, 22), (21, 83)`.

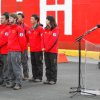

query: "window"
(16, 0), (23, 2)
(16, 11), (23, 14)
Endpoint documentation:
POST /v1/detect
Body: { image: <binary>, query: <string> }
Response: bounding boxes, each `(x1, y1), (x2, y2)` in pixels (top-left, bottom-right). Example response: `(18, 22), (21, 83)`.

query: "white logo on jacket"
(53, 33), (57, 37)
(20, 33), (24, 37)
(28, 31), (31, 34)
(5, 32), (8, 36)
(41, 33), (43, 36)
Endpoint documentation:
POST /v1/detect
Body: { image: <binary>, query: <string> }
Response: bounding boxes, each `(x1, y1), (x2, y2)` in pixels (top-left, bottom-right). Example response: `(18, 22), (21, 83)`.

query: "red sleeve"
(17, 26), (27, 52)
(0, 31), (8, 47)
(24, 25), (30, 44)
(0, 34), (8, 47)
(41, 28), (45, 49)
(45, 29), (59, 51)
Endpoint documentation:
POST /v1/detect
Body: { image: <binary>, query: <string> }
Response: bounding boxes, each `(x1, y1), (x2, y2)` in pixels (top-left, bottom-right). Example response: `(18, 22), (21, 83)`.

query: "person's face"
(46, 19), (50, 26)
(17, 15), (23, 22)
(30, 17), (37, 24)
(1, 15), (7, 24)
(9, 16), (15, 24)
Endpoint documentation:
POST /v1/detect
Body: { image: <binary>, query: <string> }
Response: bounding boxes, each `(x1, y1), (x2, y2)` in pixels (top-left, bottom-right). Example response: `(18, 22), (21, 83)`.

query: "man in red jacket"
(28, 14), (43, 82)
(17, 13), (29, 80)
(0, 12), (9, 86)
(6, 13), (26, 90)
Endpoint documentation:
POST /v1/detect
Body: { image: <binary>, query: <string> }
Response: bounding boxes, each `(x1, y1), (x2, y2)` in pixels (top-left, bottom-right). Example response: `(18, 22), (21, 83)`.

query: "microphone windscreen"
(97, 25), (100, 28)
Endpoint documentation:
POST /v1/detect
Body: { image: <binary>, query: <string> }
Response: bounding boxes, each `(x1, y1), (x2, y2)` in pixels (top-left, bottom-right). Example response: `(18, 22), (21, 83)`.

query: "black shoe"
(13, 84), (22, 90)
(6, 82), (15, 88)
(0, 80), (3, 85)
(98, 62), (100, 69)
(48, 81), (56, 85)
(29, 78), (34, 82)
(43, 80), (50, 84)
(2, 82), (6, 87)
(33, 79), (42, 82)
(23, 77), (30, 81)
(0, 81), (3, 85)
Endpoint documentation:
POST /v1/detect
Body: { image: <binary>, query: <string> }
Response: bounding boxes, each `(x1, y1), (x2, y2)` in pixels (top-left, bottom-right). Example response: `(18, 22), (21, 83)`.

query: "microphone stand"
(69, 26), (98, 98)
(98, 53), (100, 69)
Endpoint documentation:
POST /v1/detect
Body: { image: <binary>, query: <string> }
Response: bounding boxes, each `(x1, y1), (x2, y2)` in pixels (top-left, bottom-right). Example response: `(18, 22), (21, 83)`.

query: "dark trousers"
(1, 55), (8, 82)
(21, 50), (29, 78)
(44, 52), (58, 82)
(30, 52), (43, 80)
(0, 55), (3, 83)
(98, 62), (100, 69)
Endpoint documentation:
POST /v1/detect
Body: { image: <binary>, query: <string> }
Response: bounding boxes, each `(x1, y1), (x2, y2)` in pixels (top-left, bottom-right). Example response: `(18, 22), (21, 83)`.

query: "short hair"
(46, 16), (57, 30)
(2, 12), (9, 20)
(31, 14), (39, 22)
(17, 13), (25, 18)
(9, 13), (18, 19)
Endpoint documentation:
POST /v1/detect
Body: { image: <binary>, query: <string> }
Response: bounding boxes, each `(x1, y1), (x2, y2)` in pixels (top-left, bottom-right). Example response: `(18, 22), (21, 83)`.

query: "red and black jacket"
(17, 22), (30, 50)
(0, 24), (9, 54)
(41, 27), (59, 53)
(28, 24), (44, 52)
(8, 24), (27, 53)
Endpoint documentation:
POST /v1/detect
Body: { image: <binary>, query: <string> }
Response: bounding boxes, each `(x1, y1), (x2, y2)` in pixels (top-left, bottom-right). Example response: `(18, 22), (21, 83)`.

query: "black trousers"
(44, 52), (57, 82)
(1, 55), (8, 82)
(30, 52), (43, 80)
(98, 62), (100, 69)
(21, 50), (29, 78)
(0, 54), (3, 83)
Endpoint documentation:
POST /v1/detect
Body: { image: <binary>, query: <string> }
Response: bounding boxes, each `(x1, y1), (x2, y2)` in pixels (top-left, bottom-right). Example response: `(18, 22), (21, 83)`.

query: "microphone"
(97, 24), (100, 28)
(76, 25), (99, 42)
(83, 25), (98, 36)
(88, 26), (98, 32)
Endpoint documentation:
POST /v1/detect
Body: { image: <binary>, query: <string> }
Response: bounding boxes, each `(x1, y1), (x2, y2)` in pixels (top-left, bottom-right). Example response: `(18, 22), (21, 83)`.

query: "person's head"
(9, 13), (18, 24)
(46, 16), (57, 30)
(31, 14), (39, 25)
(1, 12), (9, 24)
(17, 13), (24, 22)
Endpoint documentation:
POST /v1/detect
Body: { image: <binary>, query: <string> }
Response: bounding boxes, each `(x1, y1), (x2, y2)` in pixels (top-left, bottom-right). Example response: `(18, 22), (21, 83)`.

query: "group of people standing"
(0, 12), (59, 90)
